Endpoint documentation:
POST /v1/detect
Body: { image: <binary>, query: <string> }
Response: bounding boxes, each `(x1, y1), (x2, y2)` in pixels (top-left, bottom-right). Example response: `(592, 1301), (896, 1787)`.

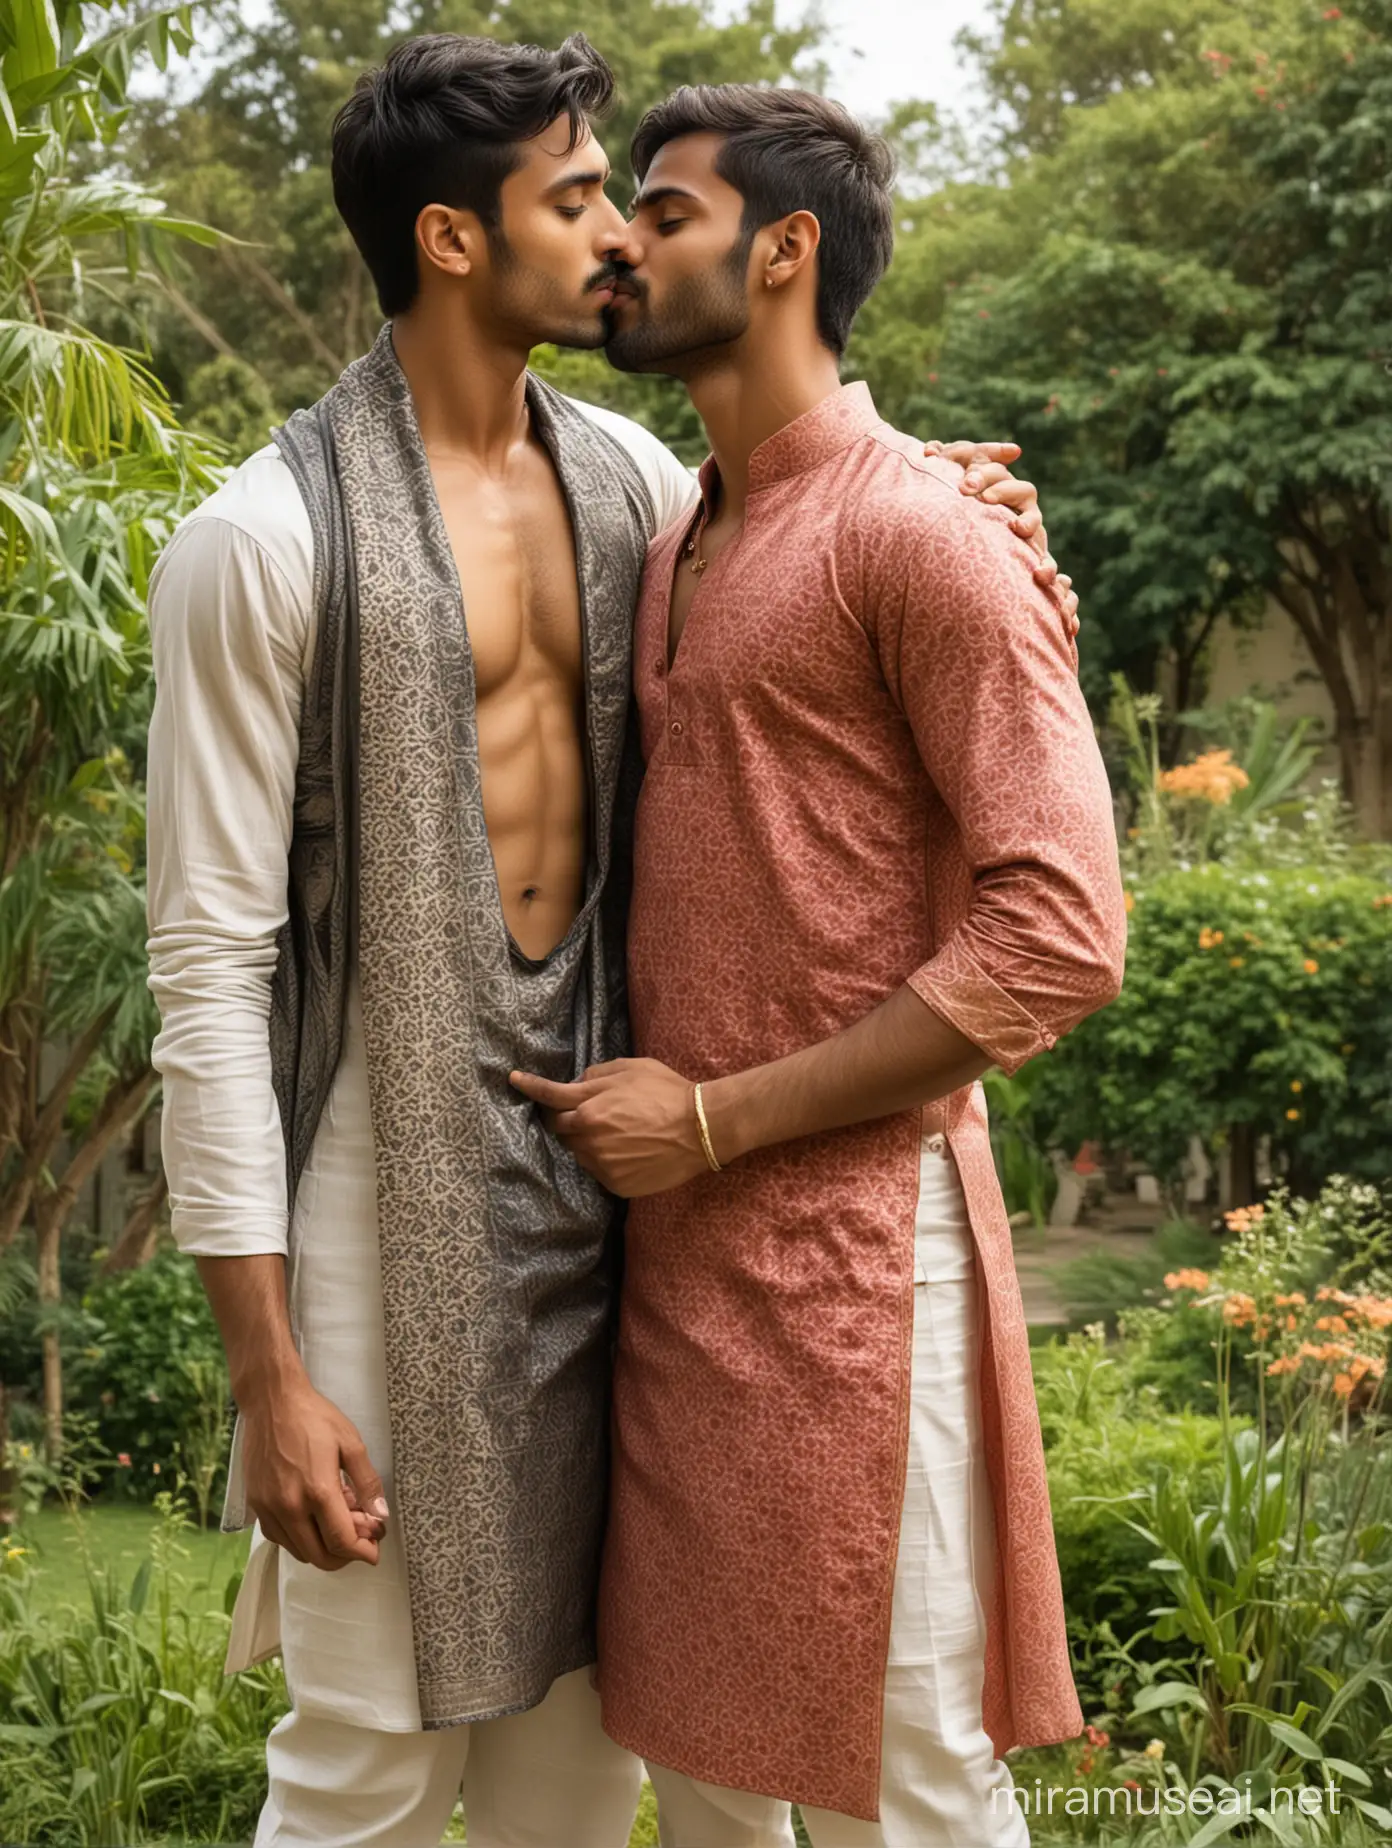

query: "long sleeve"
(145, 506), (311, 1257)
(873, 496), (1127, 1077)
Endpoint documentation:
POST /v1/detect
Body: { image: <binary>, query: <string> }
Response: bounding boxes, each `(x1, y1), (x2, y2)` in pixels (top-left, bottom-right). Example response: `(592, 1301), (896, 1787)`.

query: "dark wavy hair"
(332, 32), (615, 316)
(630, 84), (897, 356)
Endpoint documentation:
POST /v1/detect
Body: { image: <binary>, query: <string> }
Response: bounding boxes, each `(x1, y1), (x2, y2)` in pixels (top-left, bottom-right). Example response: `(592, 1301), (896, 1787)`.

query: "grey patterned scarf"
(240, 327), (655, 1726)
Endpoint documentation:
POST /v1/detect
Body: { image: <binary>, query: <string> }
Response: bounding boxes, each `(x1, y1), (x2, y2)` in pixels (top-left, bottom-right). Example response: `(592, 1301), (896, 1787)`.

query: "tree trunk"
(1225, 1123), (1259, 1212)
(34, 1195), (61, 1466)
(100, 1169), (168, 1276)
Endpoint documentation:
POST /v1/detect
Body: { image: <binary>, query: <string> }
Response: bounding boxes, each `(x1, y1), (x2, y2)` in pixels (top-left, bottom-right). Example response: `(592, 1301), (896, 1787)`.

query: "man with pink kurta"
(512, 83), (1128, 1847)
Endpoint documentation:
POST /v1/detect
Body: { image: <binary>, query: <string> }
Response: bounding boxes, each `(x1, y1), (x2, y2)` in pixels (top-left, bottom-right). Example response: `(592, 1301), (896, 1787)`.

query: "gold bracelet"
(693, 1082), (723, 1173)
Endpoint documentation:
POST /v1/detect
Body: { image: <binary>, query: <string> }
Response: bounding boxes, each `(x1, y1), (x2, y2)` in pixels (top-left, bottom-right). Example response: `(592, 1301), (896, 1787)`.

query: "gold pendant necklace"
(684, 509), (710, 575)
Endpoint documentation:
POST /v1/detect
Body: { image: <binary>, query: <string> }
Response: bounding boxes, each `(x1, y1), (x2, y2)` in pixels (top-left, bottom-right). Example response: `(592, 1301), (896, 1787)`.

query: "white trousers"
(254, 1665), (642, 1847)
(646, 1137), (1030, 1848)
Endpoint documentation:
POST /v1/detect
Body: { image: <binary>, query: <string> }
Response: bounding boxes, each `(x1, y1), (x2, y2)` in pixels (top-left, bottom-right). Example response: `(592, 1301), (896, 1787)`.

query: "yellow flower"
(1286, 1108), (1300, 1121)
(1144, 1739), (1166, 1759)
(4, 1544), (26, 1560)
(1290, 1081), (1303, 1094)
(1229, 956), (1245, 968)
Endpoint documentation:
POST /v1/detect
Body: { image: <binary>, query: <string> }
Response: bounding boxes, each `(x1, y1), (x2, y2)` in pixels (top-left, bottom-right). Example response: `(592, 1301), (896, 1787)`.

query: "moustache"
(588, 265), (646, 301)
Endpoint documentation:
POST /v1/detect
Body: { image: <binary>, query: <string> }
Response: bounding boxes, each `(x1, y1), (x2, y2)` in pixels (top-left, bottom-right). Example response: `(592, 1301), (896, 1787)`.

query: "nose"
(596, 196), (643, 269)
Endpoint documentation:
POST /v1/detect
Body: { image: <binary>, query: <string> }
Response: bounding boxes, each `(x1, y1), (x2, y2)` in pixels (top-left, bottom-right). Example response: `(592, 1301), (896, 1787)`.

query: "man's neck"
(684, 334), (843, 520)
(390, 299), (531, 469)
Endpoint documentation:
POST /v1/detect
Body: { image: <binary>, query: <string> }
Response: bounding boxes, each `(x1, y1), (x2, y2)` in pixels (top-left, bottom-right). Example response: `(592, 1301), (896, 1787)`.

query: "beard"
(486, 228), (616, 352)
(604, 228), (753, 375)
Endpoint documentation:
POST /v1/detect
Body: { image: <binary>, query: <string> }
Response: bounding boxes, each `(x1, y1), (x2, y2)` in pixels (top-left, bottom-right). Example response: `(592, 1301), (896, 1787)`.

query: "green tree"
(0, 0), (219, 1461)
(127, 0), (823, 455)
(853, 0), (1392, 834)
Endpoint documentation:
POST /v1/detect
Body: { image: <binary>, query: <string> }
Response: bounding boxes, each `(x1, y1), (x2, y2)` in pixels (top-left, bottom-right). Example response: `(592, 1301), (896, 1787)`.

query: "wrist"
(233, 1344), (309, 1416)
(700, 1070), (762, 1166)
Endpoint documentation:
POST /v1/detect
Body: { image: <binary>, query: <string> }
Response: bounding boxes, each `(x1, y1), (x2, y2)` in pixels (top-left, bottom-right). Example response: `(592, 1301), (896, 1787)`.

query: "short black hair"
(332, 33), (615, 317)
(630, 85), (897, 356)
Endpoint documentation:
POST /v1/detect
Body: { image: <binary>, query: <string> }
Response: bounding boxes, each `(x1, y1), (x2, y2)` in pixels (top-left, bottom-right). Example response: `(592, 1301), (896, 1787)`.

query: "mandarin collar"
(695, 380), (882, 511)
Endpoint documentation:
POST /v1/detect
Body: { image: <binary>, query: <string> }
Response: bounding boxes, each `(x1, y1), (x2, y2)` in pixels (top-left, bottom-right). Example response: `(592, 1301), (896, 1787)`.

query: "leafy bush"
(1029, 1178), (1392, 1841)
(1033, 863), (1392, 1187)
(0, 1496), (285, 1846)
(1035, 1324), (1230, 1705)
(68, 1250), (229, 1511)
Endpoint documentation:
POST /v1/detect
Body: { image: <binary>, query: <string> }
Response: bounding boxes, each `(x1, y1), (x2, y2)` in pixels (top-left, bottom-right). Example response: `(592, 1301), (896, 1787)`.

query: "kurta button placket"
(670, 720), (683, 737)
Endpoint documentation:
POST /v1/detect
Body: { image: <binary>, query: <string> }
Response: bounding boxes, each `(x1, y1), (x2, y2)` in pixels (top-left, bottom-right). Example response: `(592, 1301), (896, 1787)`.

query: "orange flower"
(1157, 749), (1250, 805)
(1223, 1292), (1256, 1328)
(1198, 927), (1226, 950)
(1229, 956), (1245, 969)
(1124, 891), (1135, 913)
(1286, 1108), (1301, 1121)
(1290, 1081), (1303, 1094)
(1274, 1292), (1306, 1308)
(1373, 894), (1392, 909)
(1265, 1354), (1302, 1376)
(1333, 1373), (1355, 1399)
(1303, 959), (1319, 974)
(1315, 1315), (1350, 1335)
(1164, 1268), (1212, 1292)
(1224, 1204), (1265, 1231)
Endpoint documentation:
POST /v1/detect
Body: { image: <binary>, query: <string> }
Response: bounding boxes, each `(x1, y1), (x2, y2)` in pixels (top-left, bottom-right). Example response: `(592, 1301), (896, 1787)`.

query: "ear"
(762, 210), (821, 291)
(416, 204), (477, 283)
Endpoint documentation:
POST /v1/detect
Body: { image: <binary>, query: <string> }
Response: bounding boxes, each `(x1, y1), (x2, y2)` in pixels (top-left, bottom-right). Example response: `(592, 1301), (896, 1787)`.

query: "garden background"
(2, 0), (1392, 1841)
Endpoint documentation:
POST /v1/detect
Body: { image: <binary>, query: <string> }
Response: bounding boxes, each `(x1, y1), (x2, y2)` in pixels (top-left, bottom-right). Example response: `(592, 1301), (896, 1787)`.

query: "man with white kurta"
(146, 34), (1068, 1848)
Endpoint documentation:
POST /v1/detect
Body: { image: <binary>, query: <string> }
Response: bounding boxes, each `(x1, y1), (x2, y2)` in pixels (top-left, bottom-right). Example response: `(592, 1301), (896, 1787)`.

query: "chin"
(540, 311), (611, 355)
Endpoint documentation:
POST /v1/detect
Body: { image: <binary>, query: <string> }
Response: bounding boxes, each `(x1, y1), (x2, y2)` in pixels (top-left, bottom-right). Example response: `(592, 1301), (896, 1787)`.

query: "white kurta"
(145, 401), (699, 1730)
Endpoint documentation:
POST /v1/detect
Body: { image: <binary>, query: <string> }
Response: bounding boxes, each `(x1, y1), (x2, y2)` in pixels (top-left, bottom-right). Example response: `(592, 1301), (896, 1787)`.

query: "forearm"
(195, 1253), (307, 1410)
(701, 982), (991, 1165)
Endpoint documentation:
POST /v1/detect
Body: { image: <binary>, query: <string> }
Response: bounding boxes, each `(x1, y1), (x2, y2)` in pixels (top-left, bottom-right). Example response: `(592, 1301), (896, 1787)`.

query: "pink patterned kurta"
(597, 383), (1127, 1821)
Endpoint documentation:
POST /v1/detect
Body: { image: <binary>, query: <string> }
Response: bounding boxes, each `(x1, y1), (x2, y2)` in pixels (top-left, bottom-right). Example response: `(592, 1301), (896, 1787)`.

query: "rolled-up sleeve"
(875, 498), (1127, 1076)
(146, 516), (307, 1256)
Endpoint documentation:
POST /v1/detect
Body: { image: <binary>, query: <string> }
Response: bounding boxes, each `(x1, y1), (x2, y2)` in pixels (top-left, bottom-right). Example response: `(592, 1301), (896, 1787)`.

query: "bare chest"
(432, 448), (582, 696)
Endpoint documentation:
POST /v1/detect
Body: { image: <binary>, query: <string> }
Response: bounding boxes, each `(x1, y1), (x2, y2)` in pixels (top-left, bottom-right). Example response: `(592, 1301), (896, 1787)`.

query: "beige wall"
(1202, 597), (1340, 783)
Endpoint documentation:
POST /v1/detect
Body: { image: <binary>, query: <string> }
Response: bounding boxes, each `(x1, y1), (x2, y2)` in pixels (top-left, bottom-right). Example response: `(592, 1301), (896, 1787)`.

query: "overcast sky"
(721, 0), (996, 120)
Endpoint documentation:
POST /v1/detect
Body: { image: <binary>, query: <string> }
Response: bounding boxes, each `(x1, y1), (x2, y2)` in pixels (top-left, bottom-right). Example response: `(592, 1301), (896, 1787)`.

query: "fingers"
(958, 461), (1010, 495)
(509, 1070), (593, 1109)
(980, 478), (1035, 514)
(1033, 555), (1060, 588)
(254, 1495), (346, 1570)
(936, 439), (1022, 467)
(340, 1432), (390, 1530)
(310, 1480), (380, 1569)
(1008, 506), (1044, 543)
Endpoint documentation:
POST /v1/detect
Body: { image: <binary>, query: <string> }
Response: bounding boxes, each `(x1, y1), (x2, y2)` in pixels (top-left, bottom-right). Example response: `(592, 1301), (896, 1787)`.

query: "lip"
(592, 284), (617, 302)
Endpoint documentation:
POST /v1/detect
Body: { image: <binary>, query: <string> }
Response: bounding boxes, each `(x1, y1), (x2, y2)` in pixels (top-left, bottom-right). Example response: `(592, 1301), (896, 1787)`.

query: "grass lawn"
(14, 1499), (251, 1619)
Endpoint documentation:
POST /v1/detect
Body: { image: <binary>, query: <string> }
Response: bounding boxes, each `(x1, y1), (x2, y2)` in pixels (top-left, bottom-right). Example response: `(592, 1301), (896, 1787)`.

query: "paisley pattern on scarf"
(261, 327), (656, 1727)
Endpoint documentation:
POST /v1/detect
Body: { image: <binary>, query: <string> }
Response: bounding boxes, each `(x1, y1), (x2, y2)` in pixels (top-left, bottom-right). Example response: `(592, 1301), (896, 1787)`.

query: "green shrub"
(0, 1496), (285, 1845)
(1033, 863), (1392, 1187)
(1034, 1325), (1230, 1706)
(68, 1249), (229, 1511)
